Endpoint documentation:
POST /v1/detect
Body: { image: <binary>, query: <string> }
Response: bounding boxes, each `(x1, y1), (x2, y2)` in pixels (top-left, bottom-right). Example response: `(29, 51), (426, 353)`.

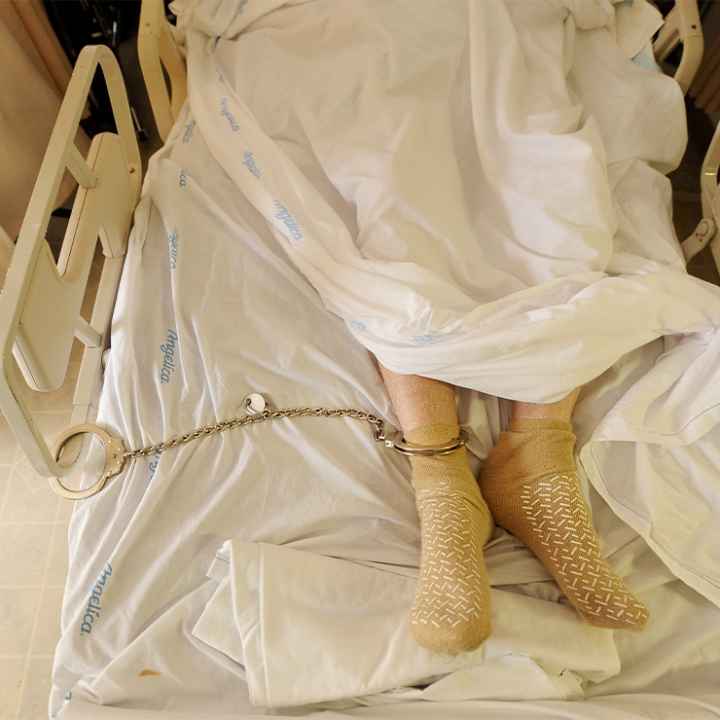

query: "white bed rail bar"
(138, 0), (187, 142)
(682, 120), (720, 269)
(0, 46), (140, 477)
(705, 130), (720, 273)
(654, 0), (703, 94)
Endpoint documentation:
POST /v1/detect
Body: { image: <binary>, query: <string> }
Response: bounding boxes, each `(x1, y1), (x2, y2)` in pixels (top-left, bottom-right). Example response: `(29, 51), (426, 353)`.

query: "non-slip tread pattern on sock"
(516, 471), (649, 629)
(481, 419), (649, 631)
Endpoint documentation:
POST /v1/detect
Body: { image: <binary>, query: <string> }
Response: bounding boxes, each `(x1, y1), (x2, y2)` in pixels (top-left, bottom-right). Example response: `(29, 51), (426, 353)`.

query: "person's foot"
(480, 418), (649, 630)
(408, 423), (493, 653)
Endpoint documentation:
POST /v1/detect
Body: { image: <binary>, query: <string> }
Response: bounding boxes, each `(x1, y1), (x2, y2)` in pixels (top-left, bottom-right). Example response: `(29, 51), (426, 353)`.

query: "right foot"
(408, 424), (493, 653)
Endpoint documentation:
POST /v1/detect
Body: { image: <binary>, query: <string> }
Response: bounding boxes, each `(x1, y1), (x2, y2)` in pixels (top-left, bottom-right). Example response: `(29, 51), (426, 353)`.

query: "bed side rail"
(138, 0), (187, 142)
(0, 45), (141, 478)
(701, 126), (720, 273)
(681, 121), (720, 270)
(654, 0), (704, 94)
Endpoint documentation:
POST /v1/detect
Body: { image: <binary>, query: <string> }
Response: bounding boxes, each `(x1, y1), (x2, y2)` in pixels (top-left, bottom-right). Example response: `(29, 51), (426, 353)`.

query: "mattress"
(53, 1), (720, 718)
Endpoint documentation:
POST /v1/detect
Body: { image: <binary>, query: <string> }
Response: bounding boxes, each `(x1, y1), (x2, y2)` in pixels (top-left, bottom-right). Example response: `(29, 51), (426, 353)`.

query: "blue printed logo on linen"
(412, 333), (441, 345)
(79, 563), (112, 635)
(273, 201), (303, 243)
(349, 320), (367, 332)
(148, 451), (161, 478)
(182, 119), (195, 144)
(160, 329), (179, 384)
(242, 151), (261, 178)
(168, 230), (178, 270)
(220, 97), (240, 132)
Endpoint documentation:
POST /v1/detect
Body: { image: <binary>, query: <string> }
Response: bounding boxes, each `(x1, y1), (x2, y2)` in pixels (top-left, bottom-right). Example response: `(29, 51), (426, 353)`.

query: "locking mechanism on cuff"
(384, 429), (468, 457)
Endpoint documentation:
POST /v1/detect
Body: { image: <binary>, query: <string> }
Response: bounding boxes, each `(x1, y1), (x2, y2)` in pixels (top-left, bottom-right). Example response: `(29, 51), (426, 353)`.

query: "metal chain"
(49, 394), (471, 500)
(121, 406), (387, 462)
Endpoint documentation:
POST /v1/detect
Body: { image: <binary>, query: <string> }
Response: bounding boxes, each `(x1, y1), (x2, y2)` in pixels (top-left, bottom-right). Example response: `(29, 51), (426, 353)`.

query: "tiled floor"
(0, 364), (76, 720)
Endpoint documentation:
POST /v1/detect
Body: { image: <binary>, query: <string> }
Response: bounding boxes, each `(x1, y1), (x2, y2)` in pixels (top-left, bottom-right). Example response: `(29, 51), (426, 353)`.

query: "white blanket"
(62, 693), (720, 720)
(193, 542), (618, 707)
(184, 0), (717, 400)
(180, 0), (720, 611)
(54, 0), (720, 717)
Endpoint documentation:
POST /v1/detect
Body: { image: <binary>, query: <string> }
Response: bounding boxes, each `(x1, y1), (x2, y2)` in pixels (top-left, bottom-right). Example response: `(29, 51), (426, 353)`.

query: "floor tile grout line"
(0, 478), (64, 523)
(13, 573), (50, 717)
(14, 442), (68, 718)
(0, 457), (12, 518)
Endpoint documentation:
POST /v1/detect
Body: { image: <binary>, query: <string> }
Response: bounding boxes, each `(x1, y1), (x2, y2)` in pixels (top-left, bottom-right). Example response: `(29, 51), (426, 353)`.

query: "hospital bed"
(2, 0), (720, 718)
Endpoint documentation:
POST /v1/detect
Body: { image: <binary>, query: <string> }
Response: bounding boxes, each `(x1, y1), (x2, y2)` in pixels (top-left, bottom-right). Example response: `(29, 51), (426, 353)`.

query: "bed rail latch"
(681, 217), (716, 263)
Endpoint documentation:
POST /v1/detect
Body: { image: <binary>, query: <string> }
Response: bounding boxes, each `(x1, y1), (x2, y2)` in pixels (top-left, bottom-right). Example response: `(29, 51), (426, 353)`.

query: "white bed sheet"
(53, 0), (720, 717)
(52, 108), (720, 718)
(63, 693), (720, 720)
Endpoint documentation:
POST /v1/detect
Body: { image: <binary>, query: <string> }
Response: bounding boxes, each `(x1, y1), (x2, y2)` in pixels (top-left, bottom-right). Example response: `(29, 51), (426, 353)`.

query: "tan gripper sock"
(480, 417), (649, 630)
(407, 422), (494, 654)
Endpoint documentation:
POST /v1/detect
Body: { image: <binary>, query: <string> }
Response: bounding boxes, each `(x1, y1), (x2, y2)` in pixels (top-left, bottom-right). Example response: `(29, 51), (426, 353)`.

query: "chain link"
(121, 406), (387, 462)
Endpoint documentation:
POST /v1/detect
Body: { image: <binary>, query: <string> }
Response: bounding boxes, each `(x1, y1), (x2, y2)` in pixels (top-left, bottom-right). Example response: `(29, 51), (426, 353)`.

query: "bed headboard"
(138, 0), (187, 142)
(0, 46), (141, 478)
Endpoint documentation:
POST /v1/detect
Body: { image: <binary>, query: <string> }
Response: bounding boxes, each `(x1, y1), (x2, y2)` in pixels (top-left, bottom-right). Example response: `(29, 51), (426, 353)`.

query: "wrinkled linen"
(53, 0), (720, 717)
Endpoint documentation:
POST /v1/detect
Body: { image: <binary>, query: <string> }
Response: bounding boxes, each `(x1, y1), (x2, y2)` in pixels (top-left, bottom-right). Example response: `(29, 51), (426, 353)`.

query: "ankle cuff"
(389, 429), (468, 457)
